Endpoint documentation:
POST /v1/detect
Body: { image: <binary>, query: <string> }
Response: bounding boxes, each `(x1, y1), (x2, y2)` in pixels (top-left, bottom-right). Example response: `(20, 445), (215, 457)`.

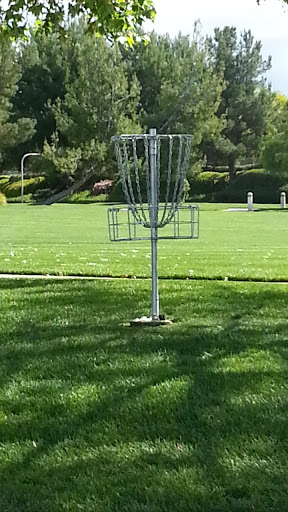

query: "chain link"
(132, 137), (149, 226)
(112, 134), (192, 229)
(162, 135), (184, 227)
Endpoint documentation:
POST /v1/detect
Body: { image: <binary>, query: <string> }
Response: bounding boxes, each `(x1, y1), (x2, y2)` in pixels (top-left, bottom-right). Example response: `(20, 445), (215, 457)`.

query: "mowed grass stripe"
(0, 203), (288, 281)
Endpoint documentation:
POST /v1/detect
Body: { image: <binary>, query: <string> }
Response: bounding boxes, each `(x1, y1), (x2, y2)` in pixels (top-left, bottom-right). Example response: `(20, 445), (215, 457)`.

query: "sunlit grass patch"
(0, 278), (287, 511)
(1, 203), (288, 280)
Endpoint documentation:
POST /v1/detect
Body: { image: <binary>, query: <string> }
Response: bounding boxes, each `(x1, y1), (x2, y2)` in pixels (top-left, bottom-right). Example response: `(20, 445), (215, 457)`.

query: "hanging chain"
(112, 133), (192, 230)
(144, 136), (151, 207)
(163, 136), (184, 226)
(132, 137), (149, 227)
(123, 139), (137, 207)
(114, 138), (132, 207)
(158, 136), (172, 227)
(176, 136), (191, 206)
(156, 136), (161, 209)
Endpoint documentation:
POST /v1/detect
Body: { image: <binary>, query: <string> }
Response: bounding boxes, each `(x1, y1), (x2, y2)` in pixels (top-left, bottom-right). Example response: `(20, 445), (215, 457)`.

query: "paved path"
(0, 273), (287, 284)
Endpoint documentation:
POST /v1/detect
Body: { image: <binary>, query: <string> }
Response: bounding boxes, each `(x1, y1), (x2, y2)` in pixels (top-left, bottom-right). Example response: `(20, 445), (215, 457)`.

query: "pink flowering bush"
(91, 179), (113, 196)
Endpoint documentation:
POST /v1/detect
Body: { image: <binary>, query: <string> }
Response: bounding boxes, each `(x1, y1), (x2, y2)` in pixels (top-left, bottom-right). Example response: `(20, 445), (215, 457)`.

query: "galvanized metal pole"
(149, 128), (159, 320)
(20, 153), (40, 203)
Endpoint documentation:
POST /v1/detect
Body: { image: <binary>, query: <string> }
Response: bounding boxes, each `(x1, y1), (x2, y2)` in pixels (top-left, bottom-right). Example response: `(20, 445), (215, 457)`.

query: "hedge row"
(0, 169), (285, 204)
(109, 169), (284, 204)
(189, 169), (284, 203)
(0, 176), (45, 199)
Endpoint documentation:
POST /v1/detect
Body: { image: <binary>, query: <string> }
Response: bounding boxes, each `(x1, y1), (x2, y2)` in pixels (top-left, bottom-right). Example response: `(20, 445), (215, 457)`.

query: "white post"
(247, 191), (253, 212)
(149, 128), (159, 321)
(280, 191), (286, 209)
(20, 153), (40, 203)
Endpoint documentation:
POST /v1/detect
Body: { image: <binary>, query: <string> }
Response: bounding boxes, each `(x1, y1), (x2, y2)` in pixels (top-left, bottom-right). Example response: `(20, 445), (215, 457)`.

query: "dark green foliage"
(0, 20), (277, 197)
(232, 169), (281, 190)
(0, 176), (45, 197)
(61, 191), (108, 204)
(216, 169), (282, 203)
(190, 171), (229, 196)
(122, 29), (223, 164)
(31, 187), (53, 202)
(40, 23), (141, 184)
(7, 32), (67, 169)
(188, 169), (282, 203)
(0, 37), (35, 169)
(205, 27), (271, 180)
(109, 180), (128, 202)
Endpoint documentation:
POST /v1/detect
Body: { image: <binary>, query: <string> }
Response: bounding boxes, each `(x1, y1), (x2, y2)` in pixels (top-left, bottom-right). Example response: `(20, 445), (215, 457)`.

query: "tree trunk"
(228, 154), (236, 182)
(41, 167), (96, 205)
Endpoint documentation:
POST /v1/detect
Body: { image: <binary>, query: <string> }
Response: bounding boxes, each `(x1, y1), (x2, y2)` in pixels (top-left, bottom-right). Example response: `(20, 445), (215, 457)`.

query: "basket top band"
(112, 134), (192, 141)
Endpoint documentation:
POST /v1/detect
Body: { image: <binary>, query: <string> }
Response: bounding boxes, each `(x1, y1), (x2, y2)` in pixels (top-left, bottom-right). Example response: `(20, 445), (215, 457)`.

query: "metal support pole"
(149, 128), (159, 320)
(20, 153), (40, 203)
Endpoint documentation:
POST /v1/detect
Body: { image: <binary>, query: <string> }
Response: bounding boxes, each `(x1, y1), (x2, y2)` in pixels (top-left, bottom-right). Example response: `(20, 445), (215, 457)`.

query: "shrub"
(223, 169), (282, 203)
(61, 191), (108, 204)
(32, 188), (53, 202)
(109, 180), (125, 203)
(232, 169), (281, 189)
(0, 177), (45, 198)
(0, 192), (6, 205)
(7, 194), (32, 203)
(211, 169), (283, 203)
(91, 179), (113, 196)
(0, 177), (9, 192)
(189, 171), (229, 196)
(280, 183), (288, 194)
(109, 178), (191, 204)
(189, 193), (207, 202)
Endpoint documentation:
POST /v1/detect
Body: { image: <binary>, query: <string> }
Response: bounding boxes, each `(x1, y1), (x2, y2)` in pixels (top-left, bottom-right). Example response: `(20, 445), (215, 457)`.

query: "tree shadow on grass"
(0, 279), (287, 511)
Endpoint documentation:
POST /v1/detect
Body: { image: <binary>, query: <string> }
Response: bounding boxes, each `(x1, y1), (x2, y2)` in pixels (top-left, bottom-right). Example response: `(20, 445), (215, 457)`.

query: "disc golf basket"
(108, 128), (199, 326)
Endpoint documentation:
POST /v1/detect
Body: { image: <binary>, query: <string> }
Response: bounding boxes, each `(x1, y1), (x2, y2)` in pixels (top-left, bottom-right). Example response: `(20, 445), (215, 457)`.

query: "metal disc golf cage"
(108, 128), (199, 325)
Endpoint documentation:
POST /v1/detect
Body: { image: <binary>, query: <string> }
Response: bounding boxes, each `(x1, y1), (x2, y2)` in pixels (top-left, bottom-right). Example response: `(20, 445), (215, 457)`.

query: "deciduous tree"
(1, 0), (155, 45)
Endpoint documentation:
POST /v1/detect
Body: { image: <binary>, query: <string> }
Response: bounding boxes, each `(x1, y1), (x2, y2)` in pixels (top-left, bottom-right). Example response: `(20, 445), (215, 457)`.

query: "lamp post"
(20, 153), (40, 203)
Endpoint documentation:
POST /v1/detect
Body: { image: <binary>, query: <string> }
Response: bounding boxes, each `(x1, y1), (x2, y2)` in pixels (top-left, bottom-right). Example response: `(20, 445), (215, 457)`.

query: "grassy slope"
(1, 203), (288, 280)
(0, 278), (287, 512)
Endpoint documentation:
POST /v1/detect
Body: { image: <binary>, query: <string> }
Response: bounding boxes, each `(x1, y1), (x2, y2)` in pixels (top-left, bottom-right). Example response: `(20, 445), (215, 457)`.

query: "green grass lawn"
(0, 278), (287, 511)
(1, 203), (288, 510)
(1, 202), (288, 280)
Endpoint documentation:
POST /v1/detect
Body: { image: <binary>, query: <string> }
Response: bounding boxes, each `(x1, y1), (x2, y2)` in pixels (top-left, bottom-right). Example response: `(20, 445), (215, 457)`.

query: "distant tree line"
(0, 20), (286, 192)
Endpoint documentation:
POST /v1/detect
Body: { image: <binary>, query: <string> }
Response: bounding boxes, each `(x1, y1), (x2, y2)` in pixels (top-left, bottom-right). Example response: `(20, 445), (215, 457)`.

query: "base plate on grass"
(129, 316), (173, 327)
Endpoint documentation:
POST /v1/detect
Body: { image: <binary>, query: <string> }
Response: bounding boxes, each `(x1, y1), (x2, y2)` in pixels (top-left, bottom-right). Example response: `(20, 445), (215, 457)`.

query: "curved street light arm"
(20, 153), (41, 203)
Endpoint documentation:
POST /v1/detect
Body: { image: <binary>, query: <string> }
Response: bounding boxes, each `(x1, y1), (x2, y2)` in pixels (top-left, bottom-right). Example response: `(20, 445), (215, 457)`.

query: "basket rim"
(112, 133), (192, 141)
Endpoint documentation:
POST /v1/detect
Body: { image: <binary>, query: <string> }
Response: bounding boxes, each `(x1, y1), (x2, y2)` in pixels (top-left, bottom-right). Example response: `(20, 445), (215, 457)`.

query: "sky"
(145, 0), (288, 95)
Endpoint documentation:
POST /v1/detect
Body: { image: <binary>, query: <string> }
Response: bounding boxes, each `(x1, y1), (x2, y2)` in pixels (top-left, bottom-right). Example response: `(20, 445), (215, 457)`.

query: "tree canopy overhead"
(0, 0), (156, 44)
